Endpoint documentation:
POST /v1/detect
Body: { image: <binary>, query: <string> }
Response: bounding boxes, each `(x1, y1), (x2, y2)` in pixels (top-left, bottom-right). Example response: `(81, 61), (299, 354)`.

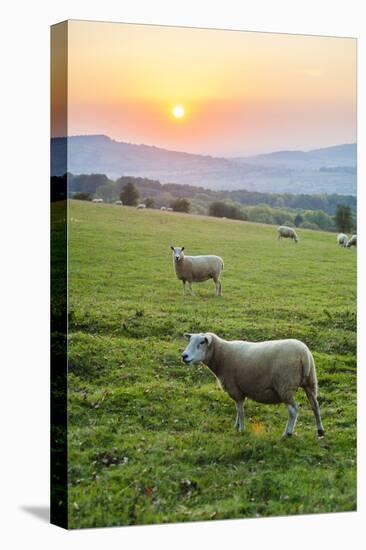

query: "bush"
(170, 198), (191, 213)
(144, 197), (155, 208)
(209, 201), (244, 220)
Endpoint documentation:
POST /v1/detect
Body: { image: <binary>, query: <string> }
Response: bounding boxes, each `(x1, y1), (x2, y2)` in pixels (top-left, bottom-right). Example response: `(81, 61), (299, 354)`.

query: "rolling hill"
(51, 135), (356, 195)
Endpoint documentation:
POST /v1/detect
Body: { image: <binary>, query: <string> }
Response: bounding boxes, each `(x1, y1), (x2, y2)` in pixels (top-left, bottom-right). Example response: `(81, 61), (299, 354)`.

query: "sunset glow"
(53, 21), (357, 156)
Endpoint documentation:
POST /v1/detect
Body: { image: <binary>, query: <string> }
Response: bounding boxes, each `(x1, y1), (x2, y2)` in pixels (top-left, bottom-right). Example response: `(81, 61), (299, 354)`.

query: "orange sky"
(54, 20), (357, 156)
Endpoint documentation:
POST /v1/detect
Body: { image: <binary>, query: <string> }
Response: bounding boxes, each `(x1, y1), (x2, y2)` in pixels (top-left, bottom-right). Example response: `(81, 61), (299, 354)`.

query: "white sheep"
(337, 233), (348, 247)
(346, 234), (357, 248)
(277, 225), (299, 243)
(160, 206), (167, 211)
(115, 200), (123, 205)
(92, 198), (103, 203)
(171, 246), (224, 297)
(181, 332), (325, 438)
(167, 207), (173, 212)
(136, 203), (146, 209)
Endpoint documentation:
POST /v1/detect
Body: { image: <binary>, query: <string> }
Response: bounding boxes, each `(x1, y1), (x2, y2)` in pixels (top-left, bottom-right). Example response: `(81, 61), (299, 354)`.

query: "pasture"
(66, 199), (356, 528)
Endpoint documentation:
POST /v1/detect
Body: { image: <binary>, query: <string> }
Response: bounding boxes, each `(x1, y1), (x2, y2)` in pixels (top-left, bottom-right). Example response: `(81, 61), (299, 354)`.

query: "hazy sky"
(56, 20), (356, 156)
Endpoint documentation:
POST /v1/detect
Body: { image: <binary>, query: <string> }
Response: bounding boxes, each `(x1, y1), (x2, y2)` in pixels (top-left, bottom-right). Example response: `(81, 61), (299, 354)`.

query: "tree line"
(62, 173), (356, 233)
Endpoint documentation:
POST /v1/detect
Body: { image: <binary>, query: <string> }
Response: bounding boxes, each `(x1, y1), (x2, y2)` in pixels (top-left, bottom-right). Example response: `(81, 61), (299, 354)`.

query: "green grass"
(66, 200), (356, 528)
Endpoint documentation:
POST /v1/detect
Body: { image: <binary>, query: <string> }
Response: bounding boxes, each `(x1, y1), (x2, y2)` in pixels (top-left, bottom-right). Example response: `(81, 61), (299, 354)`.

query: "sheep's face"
(171, 246), (185, 262)
(181, 333), (212, 365)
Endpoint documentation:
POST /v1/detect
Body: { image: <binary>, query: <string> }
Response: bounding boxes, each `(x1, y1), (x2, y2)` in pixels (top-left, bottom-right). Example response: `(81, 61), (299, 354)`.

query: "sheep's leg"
(182, 281), (186, 300)
(235, 400), (245, 432)
(234, 411), (239, 429)
(283, 400), (298, 437)
(188, 282), (195, 296)
(304, 387), (325, 437)
(214, 278), (222, 296)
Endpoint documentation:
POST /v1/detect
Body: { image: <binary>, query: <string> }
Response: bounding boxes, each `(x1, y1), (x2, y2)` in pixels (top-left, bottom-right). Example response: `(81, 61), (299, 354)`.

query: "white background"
(1, 0), (364, 548)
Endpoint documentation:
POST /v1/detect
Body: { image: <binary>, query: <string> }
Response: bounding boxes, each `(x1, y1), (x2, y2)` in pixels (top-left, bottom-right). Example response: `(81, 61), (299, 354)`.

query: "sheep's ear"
(181, 246), (185, 251)
(204, 334), (213, 346)
(183, 333), (192, 340)
(170, 246), (174, 251)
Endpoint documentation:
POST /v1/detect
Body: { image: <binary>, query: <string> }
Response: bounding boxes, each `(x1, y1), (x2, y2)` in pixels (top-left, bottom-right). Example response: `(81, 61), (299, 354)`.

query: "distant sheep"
(167, 207), (173, 212)
(277, 225), (299, 243)
(160, 206), (167, 211)
(337, 233), (348, 247)
(92, 198), (104, 203)
(346, 234), (357, 248)
(171, 246), (224, 297)
(181, 332), (325, 438)
(136, 203), (146, 209)
(115, 200), (123, 205)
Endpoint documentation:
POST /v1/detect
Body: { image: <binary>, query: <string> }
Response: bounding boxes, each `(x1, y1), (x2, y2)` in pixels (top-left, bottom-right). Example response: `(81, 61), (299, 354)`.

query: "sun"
(172, 105), (185, 119)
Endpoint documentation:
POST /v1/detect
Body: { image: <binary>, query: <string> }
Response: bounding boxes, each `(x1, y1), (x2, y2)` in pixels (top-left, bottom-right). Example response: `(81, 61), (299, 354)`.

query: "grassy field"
(67, 199), (356, 529)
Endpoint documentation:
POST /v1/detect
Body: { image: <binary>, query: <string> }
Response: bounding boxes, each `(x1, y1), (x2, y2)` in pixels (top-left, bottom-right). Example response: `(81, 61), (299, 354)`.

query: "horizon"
(55, 133), (357, 159)
(52, 21), (356, 157)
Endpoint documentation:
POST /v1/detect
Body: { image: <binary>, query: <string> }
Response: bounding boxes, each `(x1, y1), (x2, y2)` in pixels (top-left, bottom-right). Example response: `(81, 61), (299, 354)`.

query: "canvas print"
(51, 20), (357, 529)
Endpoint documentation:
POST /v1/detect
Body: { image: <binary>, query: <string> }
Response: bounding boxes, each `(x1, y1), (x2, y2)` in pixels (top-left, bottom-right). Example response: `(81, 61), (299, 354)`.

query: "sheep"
(181, 332), (325, 438)
(92, 198), (103, 203)
(160, 206), (167, 211)
(171, 246), (224, 297)
(115, 200), (123, 205)
(137, 203), (146, 209)
(337, 233), (348, 247)
(167, 207), (173, 212)
(277, 225), (299, 243)
(346, 234), (357, 248)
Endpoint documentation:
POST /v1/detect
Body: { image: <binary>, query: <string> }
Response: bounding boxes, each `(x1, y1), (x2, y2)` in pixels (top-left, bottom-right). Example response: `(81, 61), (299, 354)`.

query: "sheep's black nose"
(182, 353), (189, 362)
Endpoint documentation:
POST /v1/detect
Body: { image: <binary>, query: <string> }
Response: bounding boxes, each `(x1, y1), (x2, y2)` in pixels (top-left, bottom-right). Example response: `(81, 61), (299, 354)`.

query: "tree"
(209, 201), (226, 218)
(120, 182), (139, 206)
(334, 205), (353, 233)
(170, 198), (190, 213)
(144, 197), (155, 208)
(294, 213), (303, 227)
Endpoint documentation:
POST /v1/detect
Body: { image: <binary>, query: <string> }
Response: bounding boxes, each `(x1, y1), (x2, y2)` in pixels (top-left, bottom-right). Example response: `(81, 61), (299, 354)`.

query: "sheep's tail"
(301, 347), (318, 396)
(221, 259), (224, 271)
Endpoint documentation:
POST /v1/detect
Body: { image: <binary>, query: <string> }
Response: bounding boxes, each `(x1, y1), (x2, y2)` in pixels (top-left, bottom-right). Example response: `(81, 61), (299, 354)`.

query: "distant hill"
(51, 135), (357, 195)
(237, 143), (356, 168)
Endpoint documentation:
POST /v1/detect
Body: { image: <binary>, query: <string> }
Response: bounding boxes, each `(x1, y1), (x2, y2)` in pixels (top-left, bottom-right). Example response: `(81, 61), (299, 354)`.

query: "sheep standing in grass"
(171, 246), (224, 298)
(337, 233), (348, 247)
(346, 234), (357, 248)
(277, 225), (299, 243)
(137, 203), (146, 209)
(181, 332), (325, 438)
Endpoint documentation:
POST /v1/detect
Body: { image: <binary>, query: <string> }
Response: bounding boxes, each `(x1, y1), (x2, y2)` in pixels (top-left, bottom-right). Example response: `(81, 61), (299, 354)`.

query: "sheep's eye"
(200, 340), (206, 346)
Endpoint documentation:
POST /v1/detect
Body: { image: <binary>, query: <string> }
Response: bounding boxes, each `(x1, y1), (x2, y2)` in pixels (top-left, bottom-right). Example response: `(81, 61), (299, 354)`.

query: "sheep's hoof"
(317, 429), (325, 438)
(281, 432), (293, 440)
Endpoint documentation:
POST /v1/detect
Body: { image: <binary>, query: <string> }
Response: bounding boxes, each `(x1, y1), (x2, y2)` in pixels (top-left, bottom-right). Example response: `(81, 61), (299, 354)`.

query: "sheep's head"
(181, 333), (213, 365)
(170, 246), (185, 262)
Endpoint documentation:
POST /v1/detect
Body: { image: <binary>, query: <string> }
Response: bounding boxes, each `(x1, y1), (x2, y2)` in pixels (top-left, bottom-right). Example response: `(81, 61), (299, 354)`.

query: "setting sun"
(172, 105), (185, 119)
